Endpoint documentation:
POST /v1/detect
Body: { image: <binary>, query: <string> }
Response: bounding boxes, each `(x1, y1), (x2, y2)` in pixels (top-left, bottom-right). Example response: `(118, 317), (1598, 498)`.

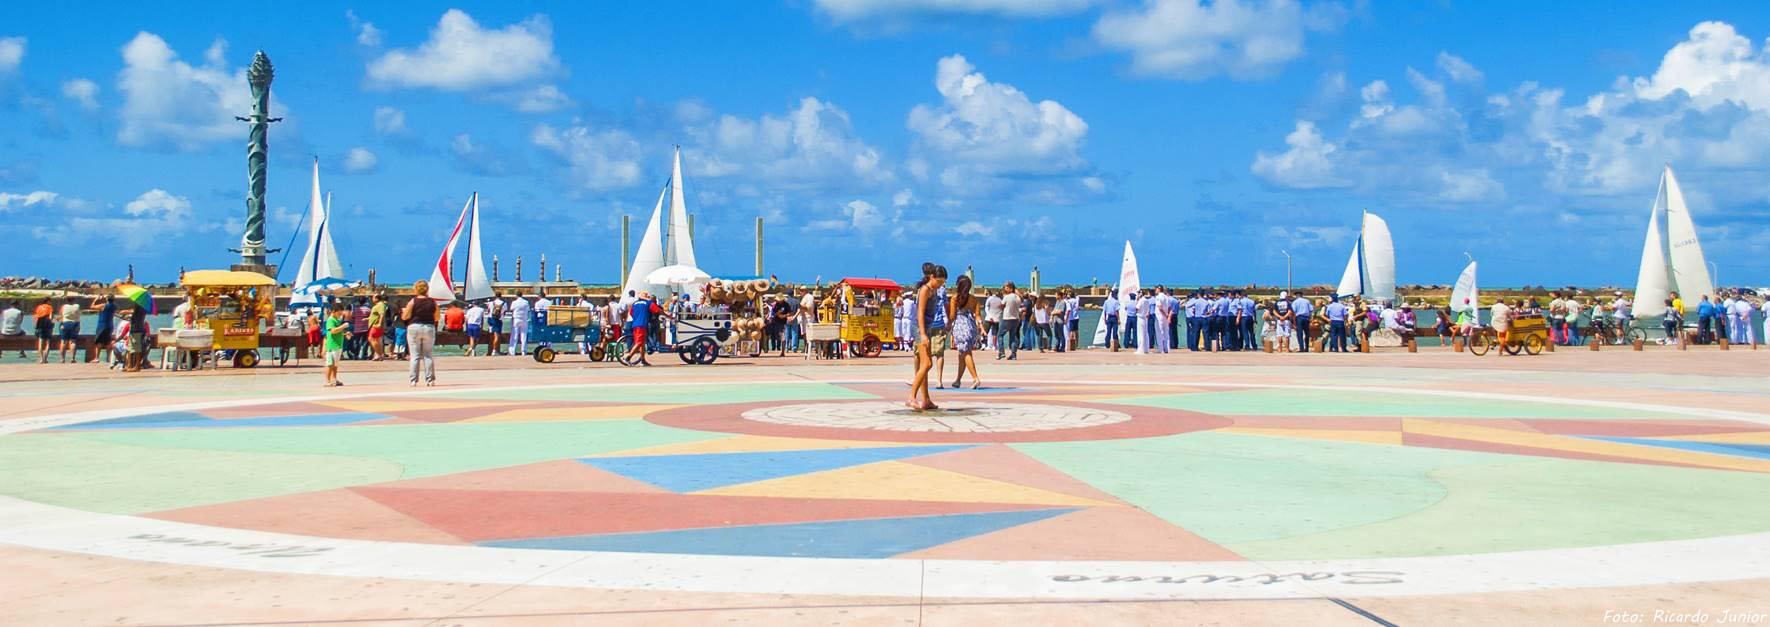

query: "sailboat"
(291, 159), (344, 307)
(426, 193), (491, 302)
(622, 147), (702, 298)
(1335, 211), (1396, 304)
(1450, 260), (1478, 313)
(1633, 165), (1713, 318)
(1091, 241), (1141, 347)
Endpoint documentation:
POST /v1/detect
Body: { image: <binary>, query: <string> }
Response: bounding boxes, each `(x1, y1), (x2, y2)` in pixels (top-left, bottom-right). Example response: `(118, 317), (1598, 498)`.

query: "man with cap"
(1325, 295), (1350, 352)
(1291, 291), (1314, 352)
(1185, 291), (1205, 351)
(1237, 290), (1258, 351)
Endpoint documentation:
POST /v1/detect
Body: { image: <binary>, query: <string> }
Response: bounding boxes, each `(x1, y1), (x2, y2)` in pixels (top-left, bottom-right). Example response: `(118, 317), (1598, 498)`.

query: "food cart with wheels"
(831, 278), (901, 358)
(529, 305), (613, 363)
(181, 270), (277, 368)
(1469, 314), (1549, 356)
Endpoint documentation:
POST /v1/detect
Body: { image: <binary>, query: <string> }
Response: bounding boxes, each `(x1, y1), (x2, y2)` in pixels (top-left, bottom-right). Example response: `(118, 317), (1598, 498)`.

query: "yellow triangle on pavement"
(700, 460), (1116, 507)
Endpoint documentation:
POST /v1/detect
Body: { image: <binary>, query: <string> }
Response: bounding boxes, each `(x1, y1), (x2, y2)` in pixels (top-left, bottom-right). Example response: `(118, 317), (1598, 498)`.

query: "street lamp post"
(1280, 250), (1291, 293)
(1708, 261), (1719, 290)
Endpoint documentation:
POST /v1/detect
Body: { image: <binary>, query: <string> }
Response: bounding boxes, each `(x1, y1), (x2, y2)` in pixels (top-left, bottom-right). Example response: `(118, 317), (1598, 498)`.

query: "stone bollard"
(1679, 336), (1688, 351)
(1263, 339), (1273, 353)
(1545, 338), (1554, 352)
(1632, 338), (1645, 351)
(1452, 336), (1465, 352)
(1360, 340), (1370, 353)
(1720, 337), (1730, 351)
(1590, 338), (1600, 351)
(1407, 338), (1417, 353)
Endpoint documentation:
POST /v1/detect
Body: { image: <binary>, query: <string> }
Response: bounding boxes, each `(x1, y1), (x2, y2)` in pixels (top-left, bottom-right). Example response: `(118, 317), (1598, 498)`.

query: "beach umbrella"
(645, 264), (712, 286)
(115, 284), (152, 309)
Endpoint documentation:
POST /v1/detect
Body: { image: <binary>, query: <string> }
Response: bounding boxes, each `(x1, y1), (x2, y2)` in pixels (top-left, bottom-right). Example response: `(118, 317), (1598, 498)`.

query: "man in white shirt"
(1153, 288), (1172, 353)
(1065, 291), (1082, 350)
(508, 296), (532, 356)
(0, 302), (22, 336)
(1732, 297), (1756, 345)
(534, 290), (552, 320)
(998, 284), (1021, 360)
(464, 301), (487, 356)
(1134, 290), (1152, 354)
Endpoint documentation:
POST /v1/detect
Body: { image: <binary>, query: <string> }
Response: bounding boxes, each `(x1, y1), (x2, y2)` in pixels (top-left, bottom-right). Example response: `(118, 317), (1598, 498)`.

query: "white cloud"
(60, 78), (99, 110)
(33, 189), (212, 252)
(0, 190), (59, 211)
(1092, 0), (1343, 80)
(813, 0), (1092, 21)
(116, 33), (265, 150)
(1436, 52), (1482, 84)
(531, 123), (643, 190)
(909, 55), (1087, 173)
(0, 36), (22, 73)
(366, 9), (559, 90)
(511, 84), (571, 113)
(347, 11), (383, 47)
(954, 220), (993, 237)
(845, 199), (884, 231)
(372, 106), (407, 135)
(1436, 167), (1503, 202)
(892, 188), (915, 207)
(342, 147), (378, 173)
(1251, 120), (1348, 189)
(684, 97), (892, 190)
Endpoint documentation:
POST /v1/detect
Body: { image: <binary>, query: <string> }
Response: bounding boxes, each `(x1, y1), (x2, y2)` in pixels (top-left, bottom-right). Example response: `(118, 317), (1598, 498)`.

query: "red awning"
(836, 278), (903, 291)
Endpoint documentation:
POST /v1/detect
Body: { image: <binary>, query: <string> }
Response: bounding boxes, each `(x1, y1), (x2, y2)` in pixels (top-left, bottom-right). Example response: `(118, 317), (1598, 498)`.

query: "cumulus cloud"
(531, 123), (643, 191)
(684, 97), (892, 190)
(116, 33), (266, 150)
(372, 106), (407, 135)
(1092, 0), (1344, 80)
(809, 199), (889, 233)
(0, 36), (23, 73)
(60, 78), (99, 110)
(347, 10), (383, 47)
(0, 190), (60, 211)
(510, 84), (571, 113)
(813, 0), (1092, 21)
(449, 133), (523, 176)
(33, 189), (213, 252)
(907, 54), (1100, 203)
(342, 147), (378, 173)
(366, 9), (559, 90)
(1251, 121), (1347, 189)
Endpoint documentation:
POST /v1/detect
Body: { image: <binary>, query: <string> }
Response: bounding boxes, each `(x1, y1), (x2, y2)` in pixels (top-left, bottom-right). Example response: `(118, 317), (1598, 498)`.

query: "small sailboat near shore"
(1091, 241), (1140, 347)
(1633, 165), (1713, 318)
(1335, 211), (1396, 304)
(427, 193), (491, 302)
(622, 147), (703, 298)
(290, 159), (344, 308)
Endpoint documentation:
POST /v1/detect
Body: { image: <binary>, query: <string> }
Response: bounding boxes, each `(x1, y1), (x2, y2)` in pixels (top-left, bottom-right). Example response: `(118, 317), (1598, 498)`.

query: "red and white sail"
(427, 195), (474, 302)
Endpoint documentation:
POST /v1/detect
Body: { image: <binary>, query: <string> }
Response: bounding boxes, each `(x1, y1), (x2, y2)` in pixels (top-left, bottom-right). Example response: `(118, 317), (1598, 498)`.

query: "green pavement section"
(1106, 387), (1685, 419)
(1014, 431), (1770, 559)
(436, 382), (876, 404)
(6, 420), (717, 514)
(1228, 457), (1770, 559)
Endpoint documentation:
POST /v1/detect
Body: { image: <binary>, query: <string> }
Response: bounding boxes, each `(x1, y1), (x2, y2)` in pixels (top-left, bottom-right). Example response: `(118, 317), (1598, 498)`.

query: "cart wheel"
(1502, 338), (1522, 355)
(233, 350), (260, 368)
(534, 346), (557, 363)
(1625, 326), (1646, 345)
(588, 345), (607, 362)
(693, 337), (720, 365)
(1523, 334), (1545, 355)
(861, 335), (883, 358)
(1469, 333), (1492, 356)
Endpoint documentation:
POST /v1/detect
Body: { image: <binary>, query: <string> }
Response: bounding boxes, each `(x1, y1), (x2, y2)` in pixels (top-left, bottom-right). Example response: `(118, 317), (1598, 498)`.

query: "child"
(324, 305), (351, 387)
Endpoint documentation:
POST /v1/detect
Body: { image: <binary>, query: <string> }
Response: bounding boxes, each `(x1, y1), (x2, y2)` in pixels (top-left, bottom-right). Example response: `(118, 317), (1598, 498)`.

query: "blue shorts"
(465, 324), (481, 337)
(489, 318), (502, 333)
(60, 322), (79, 341)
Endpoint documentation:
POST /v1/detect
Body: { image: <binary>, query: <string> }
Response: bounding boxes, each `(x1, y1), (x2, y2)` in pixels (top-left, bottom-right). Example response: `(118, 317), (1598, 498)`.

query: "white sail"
(1450, 261), (1478, 313)
(1335, 241), (1362, 299)
(1091, 241), (1141, 346)
(426, 196), (473, 302)
(1634, 174), (1674, 318)
(1117, 241), (1142, 343)
(1661, 166), (1713, 313)
(463, 193), (492, 301)
(1333, 212), (1396, 304)
(291, 160), (343, 306)
(666, 147), (697, 270)
(621, 185), (669, 299)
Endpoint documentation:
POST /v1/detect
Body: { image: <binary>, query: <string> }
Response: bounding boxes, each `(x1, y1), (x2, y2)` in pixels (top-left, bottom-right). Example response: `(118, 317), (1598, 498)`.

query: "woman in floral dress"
(948, 274), (984, 389)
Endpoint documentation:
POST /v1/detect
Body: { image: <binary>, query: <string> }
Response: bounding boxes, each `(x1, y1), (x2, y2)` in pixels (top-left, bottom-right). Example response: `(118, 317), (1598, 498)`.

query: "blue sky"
(3, 1), (1770, 287)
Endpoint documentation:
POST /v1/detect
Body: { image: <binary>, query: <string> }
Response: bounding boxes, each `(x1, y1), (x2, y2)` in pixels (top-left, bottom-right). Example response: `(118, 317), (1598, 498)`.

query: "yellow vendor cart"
(832, 277), (901, 358)
(181, 270), (277, 368)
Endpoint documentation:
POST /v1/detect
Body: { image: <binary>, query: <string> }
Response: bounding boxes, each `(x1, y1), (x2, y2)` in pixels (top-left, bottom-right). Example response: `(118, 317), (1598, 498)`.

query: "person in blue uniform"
(1102, 289), (1120, 351)
(1238, 291), (1258, 351)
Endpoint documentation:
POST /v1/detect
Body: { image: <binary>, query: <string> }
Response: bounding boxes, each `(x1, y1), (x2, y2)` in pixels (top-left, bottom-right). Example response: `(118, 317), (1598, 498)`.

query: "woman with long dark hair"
(948, 275), (983, 389)
(908, 265), (948, 410)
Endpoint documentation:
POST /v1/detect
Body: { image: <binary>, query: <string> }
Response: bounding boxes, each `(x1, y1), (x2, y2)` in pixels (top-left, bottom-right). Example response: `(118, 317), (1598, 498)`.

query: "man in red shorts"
(623, 291), (666, 367)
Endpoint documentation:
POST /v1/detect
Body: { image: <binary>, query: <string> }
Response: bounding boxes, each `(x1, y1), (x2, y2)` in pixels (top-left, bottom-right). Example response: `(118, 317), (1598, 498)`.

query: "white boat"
(1335, 211), (1396, 304)
(290, 159), (344, 307)
(1450, 260), (1478, 313)
(426, 193), (491, 302)
(1091, 241), (1141, 347)
(622, 147), (704, 299)
(1633, 165), (1713, 317)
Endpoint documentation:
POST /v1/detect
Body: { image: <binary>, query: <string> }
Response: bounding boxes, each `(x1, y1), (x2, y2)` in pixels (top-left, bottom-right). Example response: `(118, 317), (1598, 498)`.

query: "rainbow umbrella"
(115, 284), (152, 310)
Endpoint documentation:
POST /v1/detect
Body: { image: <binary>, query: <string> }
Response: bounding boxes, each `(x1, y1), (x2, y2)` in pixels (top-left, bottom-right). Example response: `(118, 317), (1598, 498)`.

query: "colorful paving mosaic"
(5, 377), (1770, 568)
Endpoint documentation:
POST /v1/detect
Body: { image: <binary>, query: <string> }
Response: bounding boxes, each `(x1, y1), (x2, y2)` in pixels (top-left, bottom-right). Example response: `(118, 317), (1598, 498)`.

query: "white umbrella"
(645, 264), (711, 286)
(292, 277), (361, 296)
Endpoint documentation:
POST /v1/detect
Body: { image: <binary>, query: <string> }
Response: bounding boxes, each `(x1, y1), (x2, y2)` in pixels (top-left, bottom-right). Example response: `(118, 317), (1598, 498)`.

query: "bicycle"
(1587, 316), (1645, 346)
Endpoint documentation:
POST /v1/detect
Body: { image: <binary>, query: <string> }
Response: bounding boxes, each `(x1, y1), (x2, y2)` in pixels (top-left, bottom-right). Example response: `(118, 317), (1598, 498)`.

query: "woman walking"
(949, 275), (983, 389)
(403, 281), (438, 386)
(908, 265), (948, 411)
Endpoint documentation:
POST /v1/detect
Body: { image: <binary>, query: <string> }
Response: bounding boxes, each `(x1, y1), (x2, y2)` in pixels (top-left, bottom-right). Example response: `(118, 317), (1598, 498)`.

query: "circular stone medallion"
(743, 401), (1133, 433)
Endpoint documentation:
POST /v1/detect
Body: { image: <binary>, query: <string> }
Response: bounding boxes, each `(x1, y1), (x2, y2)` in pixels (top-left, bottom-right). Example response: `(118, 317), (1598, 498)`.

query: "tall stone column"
(232, 51), (282, 274)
